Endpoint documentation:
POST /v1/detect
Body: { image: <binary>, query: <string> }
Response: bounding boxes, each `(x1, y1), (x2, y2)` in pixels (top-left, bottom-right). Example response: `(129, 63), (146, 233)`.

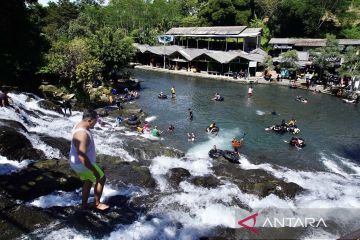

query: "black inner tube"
(209, 149), (224, 159)
(222, 150), (240, 163)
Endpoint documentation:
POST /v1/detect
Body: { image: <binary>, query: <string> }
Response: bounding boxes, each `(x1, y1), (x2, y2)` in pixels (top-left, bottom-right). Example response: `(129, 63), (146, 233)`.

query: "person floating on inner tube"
(168, 124), (175, 132)
(296, 96), (308, 103)
(231, 137), (243, 152)
(207, 122), (219, 133)
(212, 93), (223, 101)
(289, 137), (305, 148)
(158, 91), (167, 99)
(288, 118), (296, 127)
(143, 121), (151, 133)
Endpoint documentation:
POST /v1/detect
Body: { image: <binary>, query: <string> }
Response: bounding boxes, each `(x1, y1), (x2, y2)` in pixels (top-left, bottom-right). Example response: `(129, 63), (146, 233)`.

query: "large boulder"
(0, 119), (27, 132)
(41, 195), (141, 239)
(0, 201), (55, 240)
(38, 134), (70, 157)
(105, 161), (157, 189)
(212, 163), (303, 199)
(122, 135), (184, 161)
(190, 175), (221, 189)
(166, 168), (191, 188)
(0, 159), (81, 201)
(0, 125), (45, 161)
(37, 100), (63, 114)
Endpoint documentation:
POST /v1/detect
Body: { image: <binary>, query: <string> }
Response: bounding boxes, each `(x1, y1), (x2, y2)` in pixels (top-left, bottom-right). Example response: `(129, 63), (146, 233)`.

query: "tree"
(310, 34), (341, 82)
(339, 47), (360, 78)
(88, 27), (135, 79)
(249, 17), (271, 50)
(280, 50), (298, 72)
(41, 38), (103, 93)
(261, 55), (274, 71)
(0, 0), (47, 87)
(254, 0), (281, 19)
(198, 0), (251, 26)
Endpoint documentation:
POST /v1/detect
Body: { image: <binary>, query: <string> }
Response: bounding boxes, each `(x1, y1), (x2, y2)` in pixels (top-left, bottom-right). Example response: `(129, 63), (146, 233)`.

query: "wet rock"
(0, 203), (55, 240)
(41, 195), (142, 239)
(130, 193), (162, 210)
(0, 159), (81, 201)
(0, 125), (45, 161)
(37, 100), (63, 114)
(38, 134), (70, 157)
(166, 168), (191, 188)
(212, 163), (303, 199)
(0, 119), (27, 132)
(105, 161), (156, 189)
(190, 175), (221, 189)
(122, 136), (184, 161)
(97, 154), (127, 165)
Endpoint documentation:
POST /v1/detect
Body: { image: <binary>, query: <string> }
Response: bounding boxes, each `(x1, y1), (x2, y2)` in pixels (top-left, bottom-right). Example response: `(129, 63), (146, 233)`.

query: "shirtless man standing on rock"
(69, 109), (109, 210)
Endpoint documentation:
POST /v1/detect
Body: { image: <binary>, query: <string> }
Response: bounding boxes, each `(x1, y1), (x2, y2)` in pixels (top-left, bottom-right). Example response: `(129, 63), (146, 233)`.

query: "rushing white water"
(1, 93), (360, 240)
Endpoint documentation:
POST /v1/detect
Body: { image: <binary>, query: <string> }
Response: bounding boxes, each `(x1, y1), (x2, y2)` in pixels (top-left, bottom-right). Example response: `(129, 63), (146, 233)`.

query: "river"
(135, 69), (360, 172)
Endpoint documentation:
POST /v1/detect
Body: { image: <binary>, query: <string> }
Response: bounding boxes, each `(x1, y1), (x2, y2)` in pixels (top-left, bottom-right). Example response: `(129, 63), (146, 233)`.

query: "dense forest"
(1, 0), (359, 91)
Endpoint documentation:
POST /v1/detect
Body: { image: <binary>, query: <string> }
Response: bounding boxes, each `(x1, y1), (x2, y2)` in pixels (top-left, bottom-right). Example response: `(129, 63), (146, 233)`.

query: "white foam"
(256, 110), (266, 115)
(0, 156), (33, 175)
(187, 128), (243, 159)
(29, 185), (142, 208)
(145, 116), (157, 122)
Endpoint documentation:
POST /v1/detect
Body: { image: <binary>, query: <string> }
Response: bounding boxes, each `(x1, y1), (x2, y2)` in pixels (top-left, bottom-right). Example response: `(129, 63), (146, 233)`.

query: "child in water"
(187, 133), (195, 142)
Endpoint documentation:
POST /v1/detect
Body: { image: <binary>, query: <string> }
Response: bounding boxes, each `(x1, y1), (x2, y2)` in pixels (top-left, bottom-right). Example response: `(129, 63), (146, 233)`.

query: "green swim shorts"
(78, 164), (104, 183)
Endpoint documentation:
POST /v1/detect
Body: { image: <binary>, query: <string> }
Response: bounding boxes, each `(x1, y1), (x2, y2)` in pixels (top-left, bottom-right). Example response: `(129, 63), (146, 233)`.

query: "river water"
(0, 70), (360, 239)
(135, 69), (360, 172)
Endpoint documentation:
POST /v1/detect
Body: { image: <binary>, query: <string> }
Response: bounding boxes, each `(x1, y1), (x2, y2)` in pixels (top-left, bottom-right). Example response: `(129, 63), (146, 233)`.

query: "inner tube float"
(342, 99), (356, 104)
(222, 150), (240, 163)
(296, 97), (308, 103)
(127, 119), (140, 125)
(289, 137), (306, 148)
(206, 126), (219, 134)
(158, 94), (168, 99)
(215, 96), (224, 101)
(208, 149), (224, 159)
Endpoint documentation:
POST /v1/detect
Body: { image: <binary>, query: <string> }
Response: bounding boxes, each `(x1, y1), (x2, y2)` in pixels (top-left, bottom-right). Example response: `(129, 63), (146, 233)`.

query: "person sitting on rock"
(152, 126), (161, 137)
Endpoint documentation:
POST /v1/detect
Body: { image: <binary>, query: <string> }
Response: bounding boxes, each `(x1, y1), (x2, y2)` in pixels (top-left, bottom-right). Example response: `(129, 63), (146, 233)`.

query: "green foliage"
(280, 50), (299, 72)
(341, 25), (360, 39)
(249, 17), (271, 50)
(41, 38), (103, 91)
(88, 27), (135, 77)
(339, 47), (360, 77)
(0, 0), (47, 86)
(261, 55), (274, 71)
(310, 34), (341, 80)
(198, 0), (251, 26)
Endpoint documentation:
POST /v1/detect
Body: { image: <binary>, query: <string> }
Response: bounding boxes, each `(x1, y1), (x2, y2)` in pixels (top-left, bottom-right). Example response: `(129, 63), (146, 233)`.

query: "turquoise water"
(134, 69), (360, 172)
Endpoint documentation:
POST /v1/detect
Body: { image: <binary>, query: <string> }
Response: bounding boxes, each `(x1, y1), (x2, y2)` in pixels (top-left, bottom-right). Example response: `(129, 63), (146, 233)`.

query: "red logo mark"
(238, 212), (259, 234)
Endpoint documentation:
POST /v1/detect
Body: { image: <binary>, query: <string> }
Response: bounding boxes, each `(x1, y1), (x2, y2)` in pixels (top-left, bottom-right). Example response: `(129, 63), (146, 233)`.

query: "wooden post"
(197, 39), (199, 49)
(225, 38), (228, 51)
(208, 38), (210, 50)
